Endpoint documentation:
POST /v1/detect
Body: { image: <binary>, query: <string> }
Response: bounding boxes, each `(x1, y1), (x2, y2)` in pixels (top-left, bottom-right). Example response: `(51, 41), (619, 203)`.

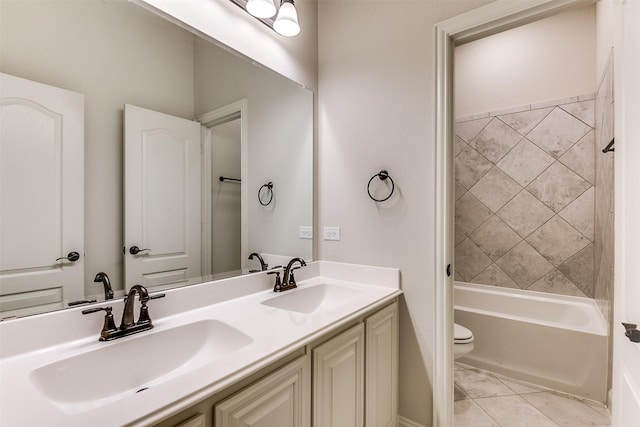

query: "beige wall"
(194, 39), (314, 262)
(596, 0), (615, 83)
(317, 1), (492, 424)
(141, 0), (318, 93)
(455, 5), (596, 117)
(210, 120), (242, 274)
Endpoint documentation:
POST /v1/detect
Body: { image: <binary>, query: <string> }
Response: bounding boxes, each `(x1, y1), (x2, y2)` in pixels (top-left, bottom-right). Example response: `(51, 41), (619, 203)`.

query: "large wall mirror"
(0, 0), (313, 319)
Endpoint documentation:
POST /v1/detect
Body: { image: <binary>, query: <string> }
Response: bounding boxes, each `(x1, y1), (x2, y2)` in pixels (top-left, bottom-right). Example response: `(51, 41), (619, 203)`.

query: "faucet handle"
(82, 306), (112, 315)
(82, 306), (118, 340)
(288, 266), (303, 286)
(267, 270), (283, 292)
(137, 293), (165, 325)
(148, 293), (166, 301)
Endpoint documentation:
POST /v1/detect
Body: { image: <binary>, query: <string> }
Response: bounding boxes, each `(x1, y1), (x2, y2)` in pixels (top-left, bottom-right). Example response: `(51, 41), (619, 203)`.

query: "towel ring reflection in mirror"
(258, 182), (274, 206)
(367, 170), (395, 202)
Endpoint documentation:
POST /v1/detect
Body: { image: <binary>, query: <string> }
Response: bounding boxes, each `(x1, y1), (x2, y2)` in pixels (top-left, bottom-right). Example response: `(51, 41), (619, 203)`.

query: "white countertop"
(0, 261), (401, 426)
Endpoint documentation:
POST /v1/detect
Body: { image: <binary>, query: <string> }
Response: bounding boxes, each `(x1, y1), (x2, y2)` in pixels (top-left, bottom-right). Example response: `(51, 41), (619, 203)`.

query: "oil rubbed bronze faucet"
(82, 284), (165, 341)
(272, 257), (306, 292)
(94, 272), (113, 300)
(248, 252), (268, 272)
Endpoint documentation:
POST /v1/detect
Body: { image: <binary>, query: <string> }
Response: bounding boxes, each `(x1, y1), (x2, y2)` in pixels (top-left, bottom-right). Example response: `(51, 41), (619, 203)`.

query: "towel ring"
(258, 182), (274, 206)
(367, 170), (395, 202)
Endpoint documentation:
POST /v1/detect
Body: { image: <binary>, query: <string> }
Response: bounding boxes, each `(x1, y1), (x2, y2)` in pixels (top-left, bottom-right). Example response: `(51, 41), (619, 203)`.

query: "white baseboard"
(398, 415), (428, 427)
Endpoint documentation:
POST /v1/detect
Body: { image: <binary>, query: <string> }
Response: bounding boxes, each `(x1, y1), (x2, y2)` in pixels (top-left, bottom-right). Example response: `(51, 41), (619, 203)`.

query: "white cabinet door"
(0, 73), (84, 316)
(124, 104), (202, 290)
(313, 323), (365, 427)
(215, 355), (310, 427)
(366, 303), (398, 427)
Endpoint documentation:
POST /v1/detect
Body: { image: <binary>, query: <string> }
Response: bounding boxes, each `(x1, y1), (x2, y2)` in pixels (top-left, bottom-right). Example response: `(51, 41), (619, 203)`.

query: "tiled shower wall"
(594, 52), (614, 321)
(454, 95), (597, 298)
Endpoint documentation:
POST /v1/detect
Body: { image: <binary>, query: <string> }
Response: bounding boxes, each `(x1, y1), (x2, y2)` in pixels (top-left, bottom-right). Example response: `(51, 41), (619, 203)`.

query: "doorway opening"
(197, 99), (248, 277)
(433, 1), (618, 425)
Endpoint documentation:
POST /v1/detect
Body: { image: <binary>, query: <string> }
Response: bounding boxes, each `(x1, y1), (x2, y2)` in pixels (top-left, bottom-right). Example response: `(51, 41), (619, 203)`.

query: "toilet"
(454, 323), (474, 359)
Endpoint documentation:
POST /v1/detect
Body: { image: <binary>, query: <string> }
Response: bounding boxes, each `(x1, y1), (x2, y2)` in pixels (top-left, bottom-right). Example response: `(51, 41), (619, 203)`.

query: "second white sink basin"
(261, 283), (364, 314)
(29, 319), (252, 412)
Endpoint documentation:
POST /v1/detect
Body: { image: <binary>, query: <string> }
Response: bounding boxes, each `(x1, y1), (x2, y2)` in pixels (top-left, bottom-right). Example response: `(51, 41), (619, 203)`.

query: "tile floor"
(454, 363), (611, 427)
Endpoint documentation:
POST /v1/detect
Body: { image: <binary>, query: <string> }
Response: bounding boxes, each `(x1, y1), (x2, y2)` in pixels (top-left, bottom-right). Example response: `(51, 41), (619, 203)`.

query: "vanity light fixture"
(246, 0), (276, 18)
(273, 0), (300, 37)
(230, 0), (300, 37)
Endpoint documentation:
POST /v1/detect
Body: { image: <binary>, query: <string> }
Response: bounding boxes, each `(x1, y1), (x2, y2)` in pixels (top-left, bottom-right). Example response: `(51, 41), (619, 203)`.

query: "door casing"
(433, 1), (598, 425)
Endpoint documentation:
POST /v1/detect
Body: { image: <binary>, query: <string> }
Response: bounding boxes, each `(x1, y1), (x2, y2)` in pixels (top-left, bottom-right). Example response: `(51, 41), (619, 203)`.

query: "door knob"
(129, 246), (151, 255)
(56, 251), (80, 262)
(622, 323), (640, 343)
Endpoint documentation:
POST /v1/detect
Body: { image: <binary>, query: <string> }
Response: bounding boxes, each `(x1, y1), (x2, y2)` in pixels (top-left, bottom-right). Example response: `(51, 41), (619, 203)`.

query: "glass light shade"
(273, 0), (300, 37)
(246, 0), (276, 18)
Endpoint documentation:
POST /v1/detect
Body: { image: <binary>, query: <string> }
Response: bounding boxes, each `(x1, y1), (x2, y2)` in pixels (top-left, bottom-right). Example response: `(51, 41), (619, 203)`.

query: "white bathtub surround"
(0, 261), (400, 426)
(454, 95), (597, 299)
(454, 282), (608, 402)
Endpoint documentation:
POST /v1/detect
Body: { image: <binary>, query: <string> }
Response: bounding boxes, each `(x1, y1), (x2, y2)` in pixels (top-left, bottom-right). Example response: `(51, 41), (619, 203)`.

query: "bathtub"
(454, 282), (608, 402)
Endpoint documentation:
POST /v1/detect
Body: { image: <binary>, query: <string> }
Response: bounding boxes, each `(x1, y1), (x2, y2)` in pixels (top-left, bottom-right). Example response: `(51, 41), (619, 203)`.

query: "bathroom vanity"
(0, 261), (401, 427)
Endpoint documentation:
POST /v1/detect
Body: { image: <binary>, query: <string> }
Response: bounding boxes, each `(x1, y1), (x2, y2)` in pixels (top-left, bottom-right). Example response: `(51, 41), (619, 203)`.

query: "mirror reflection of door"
(209, 119), (242, 276)
(123, 104), (202, 290)
(0, 73), (85, 317)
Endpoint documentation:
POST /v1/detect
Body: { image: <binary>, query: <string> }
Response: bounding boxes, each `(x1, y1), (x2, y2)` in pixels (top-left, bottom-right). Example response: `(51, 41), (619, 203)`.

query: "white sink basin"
(29, 319), (252, 412)
(261, 283), (364, 314)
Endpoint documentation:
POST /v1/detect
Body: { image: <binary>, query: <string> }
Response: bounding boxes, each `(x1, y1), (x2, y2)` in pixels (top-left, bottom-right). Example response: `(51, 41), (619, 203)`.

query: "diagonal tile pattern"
(559, 130), (595, 184)
(456, 192), (493, 235)
(497, 190), (555, 239)
(455, 145), (494, 189)
(455, 238), (492, 281)
(526, 216), (590, 266)
(527, 162), (590, 213)
(470, 215), (521, 261)
(471, 263), (519, 289)
(469, 118), (523, 163)
(497, 138), (554, 187)
(496, 241), (554, 288)
(456, 116), (492, 143)
(527, 107), (591, 158)
(560, 99), (595, 127)
(469, 167), (521, 213)
(529, 270), (587, 297)
(454, 97), (597, 298)
(454, 364), (611, 427)
(559, 187), (595, 240)
(497, 107), (553, 135)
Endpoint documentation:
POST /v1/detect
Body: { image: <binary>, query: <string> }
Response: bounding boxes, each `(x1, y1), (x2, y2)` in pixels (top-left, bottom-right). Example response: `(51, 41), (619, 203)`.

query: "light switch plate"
(323, 226), (341, 241)
(299, 226), (313, 239)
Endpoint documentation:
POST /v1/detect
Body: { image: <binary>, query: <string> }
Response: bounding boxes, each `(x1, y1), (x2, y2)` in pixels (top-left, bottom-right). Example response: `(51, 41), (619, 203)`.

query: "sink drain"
(136, 387), (149, 394)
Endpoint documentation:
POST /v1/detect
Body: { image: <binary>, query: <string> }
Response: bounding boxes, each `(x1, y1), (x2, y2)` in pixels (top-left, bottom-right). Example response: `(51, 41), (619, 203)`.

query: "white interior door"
(124, 104), (202, 290)
(612, 0), (640, 424)
(0, 73), (84, 317)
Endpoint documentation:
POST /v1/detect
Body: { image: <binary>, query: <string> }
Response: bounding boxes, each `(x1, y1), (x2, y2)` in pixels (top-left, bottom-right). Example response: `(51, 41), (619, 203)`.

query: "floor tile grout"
(454, 363), (610, 427)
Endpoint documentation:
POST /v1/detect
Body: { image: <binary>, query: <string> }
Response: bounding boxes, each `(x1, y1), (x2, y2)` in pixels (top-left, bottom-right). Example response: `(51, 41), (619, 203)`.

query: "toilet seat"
(454, 323), (474, 344)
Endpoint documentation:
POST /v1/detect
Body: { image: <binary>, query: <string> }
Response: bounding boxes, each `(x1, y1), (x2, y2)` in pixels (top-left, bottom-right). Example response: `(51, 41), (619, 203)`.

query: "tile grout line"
(454, 363), (611, 427)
